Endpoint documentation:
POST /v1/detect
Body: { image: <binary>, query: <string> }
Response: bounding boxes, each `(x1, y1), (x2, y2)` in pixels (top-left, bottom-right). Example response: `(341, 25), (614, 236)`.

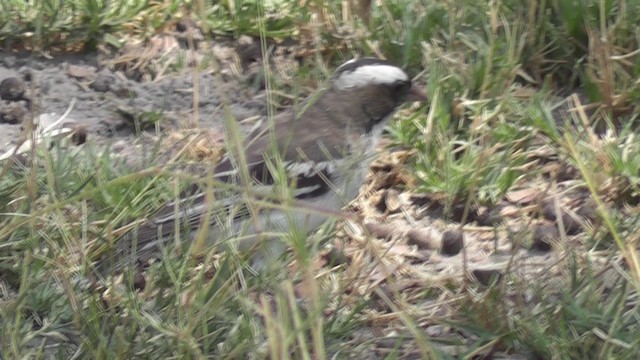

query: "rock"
(576, 202), (598, 223)
(476, 206), (502, 226)
(471, 268), (502, 286)
(2, 55), (16, 68)
(440, 229), (464, 255)
(449, 202), (477, 224)
(375, 188), (403, 214)
(133, 272), (146, 291)
(0, 102), (27, 124)
(406, 227), (440, 250)
(110, 82), (135, 98)
(323, 244), (349, 267)
(0, 77), (26, 101)
(541, 199), (559, 221)
(561, 212), (581, 235)
(62, 122), (89, 145)
(541, 200), (581, 235)
(531, 223), (558, 251)
(19, 67), (34, 82)
(364, 222), (398, 240)
(90, 74), (116, 92)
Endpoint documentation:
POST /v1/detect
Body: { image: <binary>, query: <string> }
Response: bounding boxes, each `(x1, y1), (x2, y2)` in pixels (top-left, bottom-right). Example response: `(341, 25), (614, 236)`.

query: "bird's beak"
(408, 85), (428, 103)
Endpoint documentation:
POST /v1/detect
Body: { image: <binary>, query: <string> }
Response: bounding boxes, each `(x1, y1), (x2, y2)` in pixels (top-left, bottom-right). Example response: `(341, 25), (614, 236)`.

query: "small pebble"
(19, 67), (34, 82)
(90, 74), (116, 93)
(375, 189), (402, 214)
(531, 223), (558, 252)
(440, 229), (464, 255)
(562, 213), (581, 235)
(364, 222), (398, 240)
(406, 227), (439, 250)
(2, 55), (16, 68)
(576, 203), (598, 223)
(541, 200), (581, 235)
(176, 19), (189, 32)
(472, 268), (502, 286)
(541, 199), (560, 221)
(0, 102), (27, 124)
(0, 77), (26, 101)
(110, 82), (135, 98)
(62, 122), (89, 145)
(476, 207), (502, 226)
(133, 272), (146, 291)
(323, 245), (349, 267)
(449, 203), (477, 224)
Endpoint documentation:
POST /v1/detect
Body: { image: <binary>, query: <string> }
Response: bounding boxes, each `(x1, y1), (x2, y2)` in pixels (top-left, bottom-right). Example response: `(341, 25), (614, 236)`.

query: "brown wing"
(96, 102), (350, 274)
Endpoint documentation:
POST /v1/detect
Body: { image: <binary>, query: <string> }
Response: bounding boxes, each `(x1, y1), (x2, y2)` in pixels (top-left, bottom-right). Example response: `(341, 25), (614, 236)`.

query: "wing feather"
(98, 97), (354, 273)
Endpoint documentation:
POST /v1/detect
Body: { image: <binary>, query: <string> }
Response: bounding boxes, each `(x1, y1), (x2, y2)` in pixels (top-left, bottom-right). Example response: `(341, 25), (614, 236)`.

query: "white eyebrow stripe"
(284, 160), (336, 178)
(336, 58), (357, 70)
(334, 64), (408, 89)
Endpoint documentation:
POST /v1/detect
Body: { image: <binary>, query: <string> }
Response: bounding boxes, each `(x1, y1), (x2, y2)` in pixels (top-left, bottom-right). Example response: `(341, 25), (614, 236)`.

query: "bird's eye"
(394, 81), (410, 92)
(391, 81), (411, 100)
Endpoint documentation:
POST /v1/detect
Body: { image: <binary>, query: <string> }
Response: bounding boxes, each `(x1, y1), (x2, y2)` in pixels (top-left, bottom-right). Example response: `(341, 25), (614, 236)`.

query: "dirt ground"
(0, 49), (268, 167)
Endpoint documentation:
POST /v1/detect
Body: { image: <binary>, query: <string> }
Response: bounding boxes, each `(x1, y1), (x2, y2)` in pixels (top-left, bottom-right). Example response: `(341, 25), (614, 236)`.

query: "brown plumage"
(97, 57), (426, 274)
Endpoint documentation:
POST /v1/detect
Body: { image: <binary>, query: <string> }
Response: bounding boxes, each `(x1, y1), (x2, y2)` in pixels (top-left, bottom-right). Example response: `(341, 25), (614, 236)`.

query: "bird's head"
(329, 57), (427, 133)
(333, 57), (427, 104)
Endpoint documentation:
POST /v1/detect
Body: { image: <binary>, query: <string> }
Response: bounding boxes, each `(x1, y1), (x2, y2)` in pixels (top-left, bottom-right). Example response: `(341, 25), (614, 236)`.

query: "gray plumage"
(97, 57), (426, 273)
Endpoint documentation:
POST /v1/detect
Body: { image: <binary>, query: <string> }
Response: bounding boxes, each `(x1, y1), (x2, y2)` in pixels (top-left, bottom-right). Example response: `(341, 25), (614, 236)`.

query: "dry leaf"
(506, 188), (540, 204)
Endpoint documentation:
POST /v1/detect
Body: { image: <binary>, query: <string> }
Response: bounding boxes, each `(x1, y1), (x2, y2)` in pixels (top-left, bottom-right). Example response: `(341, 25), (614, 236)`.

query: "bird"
(97, 57), (427, 274)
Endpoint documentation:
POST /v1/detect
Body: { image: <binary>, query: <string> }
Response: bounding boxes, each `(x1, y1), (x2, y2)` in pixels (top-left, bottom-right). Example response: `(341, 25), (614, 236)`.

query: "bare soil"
(0, 48), (266, 166)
